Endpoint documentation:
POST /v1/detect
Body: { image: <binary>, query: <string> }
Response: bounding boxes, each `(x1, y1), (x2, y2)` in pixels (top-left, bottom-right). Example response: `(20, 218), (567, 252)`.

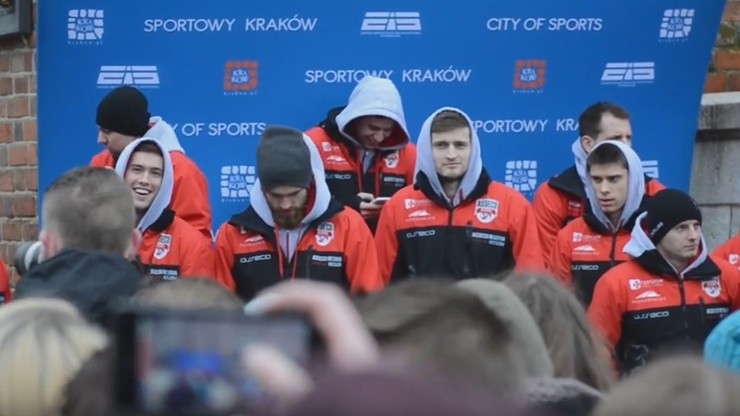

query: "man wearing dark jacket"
(15, 166), (143, 323)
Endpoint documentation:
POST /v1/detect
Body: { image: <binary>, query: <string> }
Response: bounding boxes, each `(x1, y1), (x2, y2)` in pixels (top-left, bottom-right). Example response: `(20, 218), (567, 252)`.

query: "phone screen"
(115, 309), (311, 416)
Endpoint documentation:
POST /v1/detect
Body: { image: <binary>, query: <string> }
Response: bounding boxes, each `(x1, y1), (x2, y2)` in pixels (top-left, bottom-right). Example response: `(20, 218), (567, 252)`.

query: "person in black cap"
(91, 86), (213, 242)
(213, 125), (385, 301)
(588, 188), (740, 376)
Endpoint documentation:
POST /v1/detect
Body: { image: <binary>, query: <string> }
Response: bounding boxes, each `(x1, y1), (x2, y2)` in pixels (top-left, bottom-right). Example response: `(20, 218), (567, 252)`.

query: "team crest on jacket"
(475, 198), (499, 224)
(730, 254), (739, 265)
(384, 151), (399, 168)
(154, 233), (172, 260)
(315, 222), (335, 247)
(702, 278), (721, 298)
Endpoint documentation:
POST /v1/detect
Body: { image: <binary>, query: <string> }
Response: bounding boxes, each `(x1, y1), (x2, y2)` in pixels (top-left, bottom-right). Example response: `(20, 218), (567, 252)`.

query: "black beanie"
(257, 126), (313, 191)
(645, 189), (702, 244)
(96, 86), (151, 137)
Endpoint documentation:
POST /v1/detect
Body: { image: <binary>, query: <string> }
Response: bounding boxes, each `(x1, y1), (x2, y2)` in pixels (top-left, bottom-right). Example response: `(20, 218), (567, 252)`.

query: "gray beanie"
(257, 126), (313, 191)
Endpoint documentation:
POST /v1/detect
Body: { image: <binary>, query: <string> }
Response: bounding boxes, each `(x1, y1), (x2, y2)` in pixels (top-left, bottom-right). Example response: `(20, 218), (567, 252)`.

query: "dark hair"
(132, 140), (163, 158)
(578, 102), (630, 138)
(586, 142), (628, 173)
(431, 110), (470, 134)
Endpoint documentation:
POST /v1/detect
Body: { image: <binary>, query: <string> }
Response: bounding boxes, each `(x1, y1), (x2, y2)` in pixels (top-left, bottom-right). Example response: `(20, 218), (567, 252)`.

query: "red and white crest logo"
(153, 233), (172, 260)
(474, 198), (499, 224)
(315, 222), (335, 247)
(702, 279), (721, 298)
(384, 151), (399, 168)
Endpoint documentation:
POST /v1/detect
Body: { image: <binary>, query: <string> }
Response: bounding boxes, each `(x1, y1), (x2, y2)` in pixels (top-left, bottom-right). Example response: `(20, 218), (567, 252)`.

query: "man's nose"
(97, 131), (107, 144)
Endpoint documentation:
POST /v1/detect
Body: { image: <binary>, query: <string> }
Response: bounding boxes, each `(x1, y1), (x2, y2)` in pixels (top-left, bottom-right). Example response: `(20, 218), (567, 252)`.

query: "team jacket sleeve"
(402, 144), (417, 185)
(171, 165), (214, 242)
(213, 225), (236, 291)
(550, 227), (574, 287)
(179, 233), (216, 279)
(532, 184), (565, 271)
(0, 260), (10, 304)
(343, 212), (385, 294)
(374, 198), (401, 284)
(508, 192), (546, 273)
(712, 237), (736, 263)
(588, 272), (624, 354)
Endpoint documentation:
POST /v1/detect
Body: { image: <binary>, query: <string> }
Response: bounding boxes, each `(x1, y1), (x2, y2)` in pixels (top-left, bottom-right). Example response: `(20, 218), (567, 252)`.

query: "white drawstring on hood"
(584, 140), (645, 230)
(414, 107), (483, 207)
(115, 137), (174, 233)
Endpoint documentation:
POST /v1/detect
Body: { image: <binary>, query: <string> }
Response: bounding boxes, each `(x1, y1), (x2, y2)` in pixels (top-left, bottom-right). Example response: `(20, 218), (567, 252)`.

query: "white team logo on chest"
(153, 233), (172, 260)
(384, 151), (399, 168)
(474, 198), (499, 224)
(315, 221), (335, 247)
(702, 277), (722, 298)
(729, 254), (739, 265)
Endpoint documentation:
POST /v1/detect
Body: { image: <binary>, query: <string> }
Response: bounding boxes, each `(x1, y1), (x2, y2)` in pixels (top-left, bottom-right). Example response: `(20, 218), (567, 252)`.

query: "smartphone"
(112, 306), (316, 416)
(371, 196), (391, 205)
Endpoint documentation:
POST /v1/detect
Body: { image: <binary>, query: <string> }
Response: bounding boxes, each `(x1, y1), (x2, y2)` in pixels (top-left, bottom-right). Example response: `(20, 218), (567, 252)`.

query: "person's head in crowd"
(523, 377), (605, 416)
(256, 126), (317, 230)
(354, 278), (525, 398)
(61, 278), (244, 416)
(704, 310), (740, 375)
(0, 298), (107, 416)
(578, 102), (632, 154)
(96, 86), (151, 159)
(115, 138), (174, 231)
(40, 166), (140, 260)
(592, 355), (740, 416)
(456, 278), (554, 378)
(504, 273), (614, 391)
(286, 369), (532, 416)
(642, 188), (703, 271)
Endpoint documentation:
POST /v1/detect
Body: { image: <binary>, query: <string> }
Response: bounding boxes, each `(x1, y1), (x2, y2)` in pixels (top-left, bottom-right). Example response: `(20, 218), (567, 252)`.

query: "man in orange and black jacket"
(533, 102), (664, 268)
(550, 140), (648, 307)
(214, 126), (384, 301)
(305, 76), (416, 232)
(375, 107), (545, 284)
(589, 189), (740, 376)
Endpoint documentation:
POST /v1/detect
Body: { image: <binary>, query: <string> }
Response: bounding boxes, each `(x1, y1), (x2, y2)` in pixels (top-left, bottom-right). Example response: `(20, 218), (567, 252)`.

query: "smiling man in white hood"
(115, 138), (215, 281)
(305, 76), (415, 232)
(533, 102), (664, 268)
(93, 86), (213, 242)
(375, 107), (545, 283)
(214, 126), (385, 300)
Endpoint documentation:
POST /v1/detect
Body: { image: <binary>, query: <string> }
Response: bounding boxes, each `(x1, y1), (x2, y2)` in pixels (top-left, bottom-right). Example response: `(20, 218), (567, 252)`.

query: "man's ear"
(125, 229), (143, 261)
(40, 229), (59, 259)
(581, 135), (596, 154)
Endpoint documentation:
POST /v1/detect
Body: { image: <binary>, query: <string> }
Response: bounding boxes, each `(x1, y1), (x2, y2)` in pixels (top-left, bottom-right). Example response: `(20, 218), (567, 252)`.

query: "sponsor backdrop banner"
(38, 1), (724, 234)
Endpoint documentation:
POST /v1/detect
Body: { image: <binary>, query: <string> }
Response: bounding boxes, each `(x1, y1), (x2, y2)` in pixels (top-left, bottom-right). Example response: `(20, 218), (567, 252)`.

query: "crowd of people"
(0, 76), (738, 415)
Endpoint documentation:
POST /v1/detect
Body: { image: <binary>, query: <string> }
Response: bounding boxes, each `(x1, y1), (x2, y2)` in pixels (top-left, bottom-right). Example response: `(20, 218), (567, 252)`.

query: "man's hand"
(358, 192), (383, 218)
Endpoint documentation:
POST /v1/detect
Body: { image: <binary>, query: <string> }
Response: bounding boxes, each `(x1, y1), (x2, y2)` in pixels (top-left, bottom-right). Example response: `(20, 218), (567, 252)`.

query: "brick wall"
(0, 11), (37, 284)
(706, 0), (740, 92)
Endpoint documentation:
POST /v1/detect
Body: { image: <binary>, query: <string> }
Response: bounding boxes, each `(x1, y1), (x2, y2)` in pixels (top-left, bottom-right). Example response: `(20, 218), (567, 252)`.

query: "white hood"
(414, 106), (483, 207)
(584, 140), (645, 230)
(624, 211), (709, 277)
(145, 116), (185, 153)
(572, 137), (590, 188)
(249, 135), (332, 259)
(115, 137), (174, 233)
(334, 76), (410, 150)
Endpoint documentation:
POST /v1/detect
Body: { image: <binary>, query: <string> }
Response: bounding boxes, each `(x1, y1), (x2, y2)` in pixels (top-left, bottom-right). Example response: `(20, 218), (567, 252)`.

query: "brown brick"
(729, 72), (740, 92)
(13, 77), (28, 94)
(10, 51), (29, 72)
(0, 171), (13, 192)
(23, 169), (36, 191)
(12, 170), (25, 191)
(0, 78), (11, 95)
(25, 51), (33, 73)
(0, 99), (6, 118)
(0, 55), (9, 72)
(725, 2), (740, 23)
(2, 223), (21, 242)
(22, 222), (37, 240)
(0, 197), (11, 218)
(12, 195), (36, 217)
(0, 123), (11, 143)
(21, 120), (36, 142)
(8, 96), (28, 118)
(29, 74), (36, 93)
(29, 96), (36, 116)
(715, 49), (740, 71)
(8, 144), (27, 166)
(0, 148), (8, 168)
(705, 72), (728, 93)
(26, 142), (36, 166)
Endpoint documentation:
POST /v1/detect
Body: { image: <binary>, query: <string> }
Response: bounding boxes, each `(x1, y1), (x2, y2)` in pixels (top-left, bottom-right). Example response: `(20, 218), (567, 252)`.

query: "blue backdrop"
(38, 1), (724, 234)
